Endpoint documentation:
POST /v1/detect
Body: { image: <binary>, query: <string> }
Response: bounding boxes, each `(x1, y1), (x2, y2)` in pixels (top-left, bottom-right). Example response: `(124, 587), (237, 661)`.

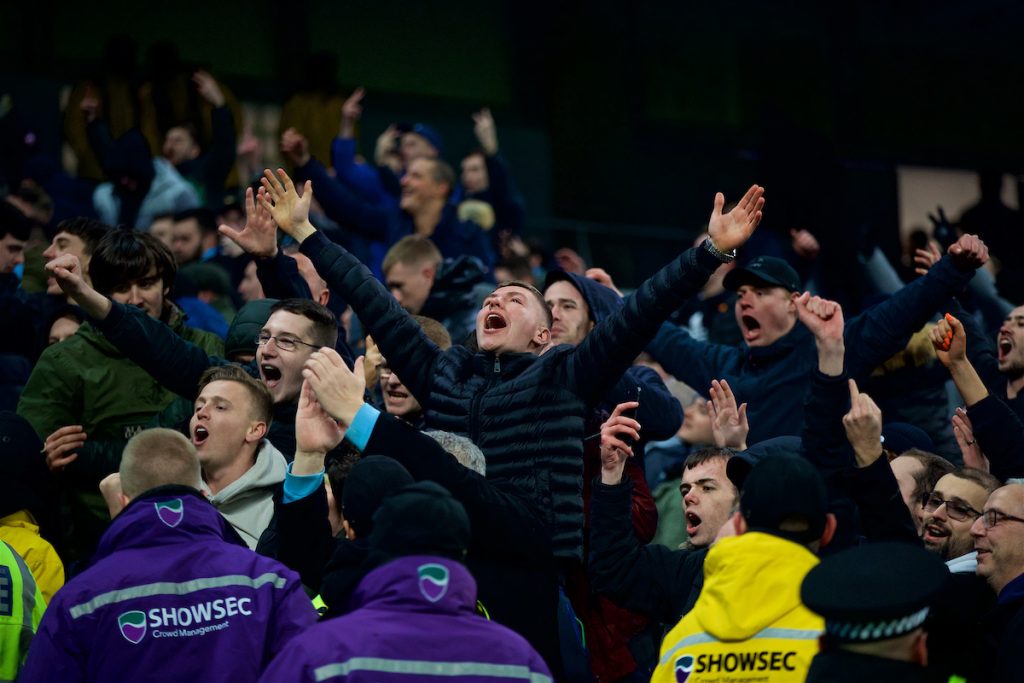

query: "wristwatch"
(703, 238), (737, 263)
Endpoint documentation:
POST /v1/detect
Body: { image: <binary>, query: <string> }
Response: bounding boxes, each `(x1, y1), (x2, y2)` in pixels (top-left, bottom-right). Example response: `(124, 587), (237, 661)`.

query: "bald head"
(120, 428), (202, 500)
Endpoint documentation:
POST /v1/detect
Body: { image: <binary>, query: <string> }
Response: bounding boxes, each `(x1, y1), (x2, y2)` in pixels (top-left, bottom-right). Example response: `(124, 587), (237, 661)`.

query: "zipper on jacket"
(470, 355), (501, 443)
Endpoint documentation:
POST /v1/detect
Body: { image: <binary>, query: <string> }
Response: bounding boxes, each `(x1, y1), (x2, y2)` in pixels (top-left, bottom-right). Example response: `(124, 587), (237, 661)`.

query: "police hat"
(801, 542), (949, 643)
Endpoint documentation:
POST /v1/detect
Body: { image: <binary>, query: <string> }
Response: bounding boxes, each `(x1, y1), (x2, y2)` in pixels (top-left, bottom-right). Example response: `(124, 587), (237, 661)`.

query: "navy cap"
(723, 256), (801, 293)
(410, 123), (444, 155)
(802, 542), (949, 643)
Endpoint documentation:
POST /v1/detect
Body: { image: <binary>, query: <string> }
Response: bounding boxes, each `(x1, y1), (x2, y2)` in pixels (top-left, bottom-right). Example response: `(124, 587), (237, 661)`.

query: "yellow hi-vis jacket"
(652, 532), (824, 683)
(0, 540), (45, 682)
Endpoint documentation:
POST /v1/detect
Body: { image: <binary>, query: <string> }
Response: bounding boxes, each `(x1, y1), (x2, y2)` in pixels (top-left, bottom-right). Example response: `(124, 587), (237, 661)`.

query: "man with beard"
(918, 467), (1001, 682)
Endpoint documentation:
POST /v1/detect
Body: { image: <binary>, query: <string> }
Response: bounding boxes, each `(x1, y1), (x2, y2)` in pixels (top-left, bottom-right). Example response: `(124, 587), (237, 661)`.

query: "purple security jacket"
(20, 486), (317, 682)
(259, 555), (553, 683)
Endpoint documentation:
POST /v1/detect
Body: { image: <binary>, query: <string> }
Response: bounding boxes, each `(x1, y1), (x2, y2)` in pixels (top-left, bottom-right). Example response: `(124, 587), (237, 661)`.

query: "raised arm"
(282, 129), (394, 244)
(843, 234), (988, 378)
(932, 313), (1024, 480)
(588, 412), (705, 624)
(193, 70), (236, 196)
(46, 254), (220, 400)
(796, 292), (855, 476)
(569, 185), (765, 402)
(260, 168), (442, 402)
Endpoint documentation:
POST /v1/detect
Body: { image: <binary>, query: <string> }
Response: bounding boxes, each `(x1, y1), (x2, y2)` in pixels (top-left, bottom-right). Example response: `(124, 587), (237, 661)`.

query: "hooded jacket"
(201, 439), (287, 549)
(299, 230), (722, 561)
(652, 532), (822, 683)
(20, 486), (317, 683)
(258, 555), (552, 683)
(93, 157), (199, 230)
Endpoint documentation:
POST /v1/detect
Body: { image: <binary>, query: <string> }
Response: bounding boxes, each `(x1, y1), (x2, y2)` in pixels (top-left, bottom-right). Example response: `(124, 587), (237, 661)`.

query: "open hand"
(707, 184), (765, 253)
(296, 379), (346, 455)
(218, 186), (278, 258)
(472, 108), (498, 155)
(303, 351), (366, 426)
(193, 70), (226, 108)
(952, 407), (989, 472)
(708, 379), (748, 449)
(259, 168), (315, 241)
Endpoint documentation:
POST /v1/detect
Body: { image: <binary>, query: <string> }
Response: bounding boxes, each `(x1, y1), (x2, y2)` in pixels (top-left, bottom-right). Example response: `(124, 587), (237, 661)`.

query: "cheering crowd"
(4, 42), (1024, 683)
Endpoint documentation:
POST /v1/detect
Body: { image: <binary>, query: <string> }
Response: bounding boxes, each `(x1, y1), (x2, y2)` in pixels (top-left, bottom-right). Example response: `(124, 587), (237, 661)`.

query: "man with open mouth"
(259, 167), (764, 568)
(647, 235), (990, 444)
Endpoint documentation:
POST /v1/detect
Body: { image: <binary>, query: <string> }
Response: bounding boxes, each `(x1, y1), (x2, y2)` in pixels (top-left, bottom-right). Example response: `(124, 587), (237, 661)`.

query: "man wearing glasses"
(970, 483), (1024, 681)
(920, 468), (1000, 572)
(918, 468), (1000, 682)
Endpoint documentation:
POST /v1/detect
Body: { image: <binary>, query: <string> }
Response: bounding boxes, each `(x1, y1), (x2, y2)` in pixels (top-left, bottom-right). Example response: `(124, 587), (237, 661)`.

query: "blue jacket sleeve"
(615, 365), (684, 442)
(294, 157), (393, 244)
(565, 245), (721, 404)
(646, 322), (741, 401)
(843, 256), (975, 379)
(94, 302), (225, 400)
(255, 251), (314, 301)
(299, 230), (442, 408)
(800, 368), (855, 477)
(331, 136), (390, 204)
(968, 394), (1024, 481)
(483, 153), (526, 235)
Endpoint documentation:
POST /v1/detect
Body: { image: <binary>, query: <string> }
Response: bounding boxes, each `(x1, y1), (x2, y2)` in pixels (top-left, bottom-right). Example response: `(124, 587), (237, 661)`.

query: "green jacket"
(0, 540), (45, 681)
(16, 307), (222, 558)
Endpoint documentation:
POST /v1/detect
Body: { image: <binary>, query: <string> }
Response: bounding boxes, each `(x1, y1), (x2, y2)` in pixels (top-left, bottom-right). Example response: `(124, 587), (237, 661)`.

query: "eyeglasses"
(255, 333), (319, 352)
(921, 492), (982, 522)
(980, 509), (1024, 529)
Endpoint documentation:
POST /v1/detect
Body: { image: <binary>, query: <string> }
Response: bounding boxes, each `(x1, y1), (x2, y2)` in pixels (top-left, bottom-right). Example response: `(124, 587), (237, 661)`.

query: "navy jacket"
(647, 255), (977, 443)
(299, 230), (723, 561)
(294, 157), (495, 267)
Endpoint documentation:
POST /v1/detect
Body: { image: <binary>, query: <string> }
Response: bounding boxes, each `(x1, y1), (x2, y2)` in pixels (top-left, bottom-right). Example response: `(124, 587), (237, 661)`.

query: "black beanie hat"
(341, 456), (414, 538)
(367, 481), (471, 566)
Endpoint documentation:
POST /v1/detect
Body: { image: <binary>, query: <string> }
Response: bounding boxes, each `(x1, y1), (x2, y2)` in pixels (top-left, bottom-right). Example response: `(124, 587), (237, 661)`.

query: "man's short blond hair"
(120, 428), (202, 498)
(382, 235), (443, 276)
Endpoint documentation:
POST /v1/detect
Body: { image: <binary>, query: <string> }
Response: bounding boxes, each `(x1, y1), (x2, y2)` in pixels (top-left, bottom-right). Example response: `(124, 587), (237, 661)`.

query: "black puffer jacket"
(300, 230), (722, 560)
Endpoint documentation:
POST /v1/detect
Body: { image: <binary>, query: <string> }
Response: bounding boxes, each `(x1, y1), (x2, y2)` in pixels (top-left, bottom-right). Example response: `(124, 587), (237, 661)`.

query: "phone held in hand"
(621, 385), (641, 448)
